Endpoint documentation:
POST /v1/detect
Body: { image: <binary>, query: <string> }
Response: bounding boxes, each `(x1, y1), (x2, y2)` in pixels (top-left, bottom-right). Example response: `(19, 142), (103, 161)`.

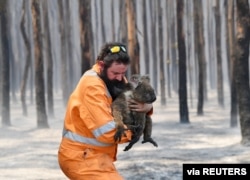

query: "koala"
(112, 74), (158, 151)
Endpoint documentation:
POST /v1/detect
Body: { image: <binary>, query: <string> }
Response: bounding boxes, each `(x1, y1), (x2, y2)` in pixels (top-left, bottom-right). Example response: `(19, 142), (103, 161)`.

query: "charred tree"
(0, 0), (11, 126)
(177, 0), (189, 123)
(43, 0), (54, 117)
(31, 0), (49, 128)
(58, 0), (70, 106)
(157, 0), (166, 106)
(215, 0), (225, 107)
(207, 0), (216, 89)
(227, 0), (238, 127)
(224, 0), (230, 79)
(166, 0), (172, 98)
(0, 19), (1, 117)
(118, 0), (127, 44)
(170, 1), (178, 93)
(111, 0), (115, 41)
(194, 0), (205, 115)
(142, 0), (150, 74)
(64, 1), (74, 92)
(100, 0), (106, 44)
(149, 0), (158, 93)
(126, 0), (140, 75)
(79, 0), (93, 74)
(20, 0), (31, 116)
(235, 0), (250, 145)
(185, 0), (194, 107)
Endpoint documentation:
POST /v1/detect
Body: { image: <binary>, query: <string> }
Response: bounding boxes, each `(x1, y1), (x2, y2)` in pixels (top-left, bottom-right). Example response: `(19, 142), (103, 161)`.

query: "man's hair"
(96, 42), (130, 68)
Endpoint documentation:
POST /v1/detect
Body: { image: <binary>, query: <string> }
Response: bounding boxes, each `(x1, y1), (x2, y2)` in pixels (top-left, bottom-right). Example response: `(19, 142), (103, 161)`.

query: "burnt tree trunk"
(166, 0), (172, 98)
(177, 0), (189, 123)
(20, 0), (31, 116)
(79, 0), (93, 74)
(111, 0), (115, 41)
(142, 0), (150, 74)
(126, 0), (140, 75)
(0, 0), (11, 126)
(118, 0), (127, 44)
(31, 0), (49, 128)
(64, 1), (74, 91)
(43, 0), (54, 117)
(185, 0), (193, 107)
(100, 0), (106, 44)
(158, 0), (166, 106)
(228, 0), (238, 127)
(194, 0), (205, 115)
(170, 1), (178, 93)
(149, 0), (158, 93)
(235, 0), (250, 145)
(215, 0), (225, 107)
(58, 0), (69, 106)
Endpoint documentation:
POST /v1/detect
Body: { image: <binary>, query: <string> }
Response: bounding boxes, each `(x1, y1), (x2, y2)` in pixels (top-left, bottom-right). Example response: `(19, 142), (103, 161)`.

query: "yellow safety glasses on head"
(109, 45), (127, 54)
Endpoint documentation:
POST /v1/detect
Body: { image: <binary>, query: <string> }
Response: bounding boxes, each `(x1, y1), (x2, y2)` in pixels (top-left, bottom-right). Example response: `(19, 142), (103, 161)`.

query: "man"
(58, 42), (153, 179)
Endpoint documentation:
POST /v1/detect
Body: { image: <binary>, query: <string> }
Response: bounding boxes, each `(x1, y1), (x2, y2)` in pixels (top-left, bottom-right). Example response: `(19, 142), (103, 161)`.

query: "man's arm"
(127, 99), (153, 113)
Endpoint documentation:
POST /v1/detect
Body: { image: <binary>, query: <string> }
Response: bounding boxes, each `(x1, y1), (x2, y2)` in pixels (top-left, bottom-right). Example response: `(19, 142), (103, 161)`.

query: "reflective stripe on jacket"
(61, 63), (132, 161)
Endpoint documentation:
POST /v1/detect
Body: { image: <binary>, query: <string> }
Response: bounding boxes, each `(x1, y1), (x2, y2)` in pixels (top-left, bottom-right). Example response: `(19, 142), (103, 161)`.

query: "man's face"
(99, 62), (128, 100)
(105, 62), (128, 81)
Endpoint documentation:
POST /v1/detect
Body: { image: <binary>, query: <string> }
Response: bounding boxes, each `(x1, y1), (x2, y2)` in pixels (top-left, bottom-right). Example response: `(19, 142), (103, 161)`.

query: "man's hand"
(127, 99), (153, 113)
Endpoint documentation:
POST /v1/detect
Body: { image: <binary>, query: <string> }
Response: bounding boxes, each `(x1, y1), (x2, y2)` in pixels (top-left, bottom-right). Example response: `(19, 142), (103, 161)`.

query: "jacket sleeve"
(80, 81), (132, 144)
(147, 107), (154, 116)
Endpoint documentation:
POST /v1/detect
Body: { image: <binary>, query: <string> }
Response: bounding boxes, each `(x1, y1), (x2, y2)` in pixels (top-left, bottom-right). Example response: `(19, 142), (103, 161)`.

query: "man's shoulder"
(83, 69), (98, 77)
(81, 70), (104, 86)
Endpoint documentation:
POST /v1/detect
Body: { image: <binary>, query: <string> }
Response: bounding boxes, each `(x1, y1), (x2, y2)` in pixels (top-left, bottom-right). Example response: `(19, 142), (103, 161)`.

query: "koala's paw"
(129, 124), (143, 134)
(142, 137), (158, 147)
(114, 126), (126, 142)
(123, 144), (132, 151)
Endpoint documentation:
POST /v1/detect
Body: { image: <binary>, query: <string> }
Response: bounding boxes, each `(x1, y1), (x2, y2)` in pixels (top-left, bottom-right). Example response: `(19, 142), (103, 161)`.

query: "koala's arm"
(112, 95), (133, 143)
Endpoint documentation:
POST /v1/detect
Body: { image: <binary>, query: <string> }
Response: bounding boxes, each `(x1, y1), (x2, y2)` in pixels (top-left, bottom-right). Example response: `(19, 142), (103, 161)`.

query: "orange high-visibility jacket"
(60, 63), (132, 161)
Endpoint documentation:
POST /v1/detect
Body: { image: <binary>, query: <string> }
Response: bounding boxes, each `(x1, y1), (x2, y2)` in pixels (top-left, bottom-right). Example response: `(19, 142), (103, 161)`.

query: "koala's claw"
(142, 137), (158, 147)
(123, 145), (132, 151)
(114, 126), (126, 142)
(114, 132), (122, 142)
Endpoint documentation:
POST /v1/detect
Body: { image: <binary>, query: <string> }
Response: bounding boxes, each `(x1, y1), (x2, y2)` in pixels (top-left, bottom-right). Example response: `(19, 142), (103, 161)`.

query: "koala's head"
(129, 74), (150, 87)
(129, 74), (156, 103)
(133, 80), (156, 103)
(129, 74), (141, 88)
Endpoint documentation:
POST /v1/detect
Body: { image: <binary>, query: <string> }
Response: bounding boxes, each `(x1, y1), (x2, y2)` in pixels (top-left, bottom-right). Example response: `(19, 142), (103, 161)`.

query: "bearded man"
(58, 42), (153, 180)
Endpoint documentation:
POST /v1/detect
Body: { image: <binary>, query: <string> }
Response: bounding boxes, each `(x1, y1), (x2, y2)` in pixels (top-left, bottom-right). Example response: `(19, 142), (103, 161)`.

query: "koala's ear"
(140, 75), (150, 83)
(130, 74), (140, 82)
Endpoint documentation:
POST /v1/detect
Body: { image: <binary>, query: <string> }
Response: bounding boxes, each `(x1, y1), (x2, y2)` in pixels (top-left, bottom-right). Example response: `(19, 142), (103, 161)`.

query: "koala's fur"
(112, 74), (158, 151)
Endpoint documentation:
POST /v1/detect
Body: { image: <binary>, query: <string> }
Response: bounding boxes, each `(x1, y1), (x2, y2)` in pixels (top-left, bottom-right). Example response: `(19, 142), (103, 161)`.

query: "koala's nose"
(152, 95), (157, 102)
(149, 93), (157, 102)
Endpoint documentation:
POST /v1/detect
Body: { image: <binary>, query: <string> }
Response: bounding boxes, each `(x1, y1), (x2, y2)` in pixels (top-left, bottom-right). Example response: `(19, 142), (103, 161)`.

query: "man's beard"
(99, 69), (126, 101)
